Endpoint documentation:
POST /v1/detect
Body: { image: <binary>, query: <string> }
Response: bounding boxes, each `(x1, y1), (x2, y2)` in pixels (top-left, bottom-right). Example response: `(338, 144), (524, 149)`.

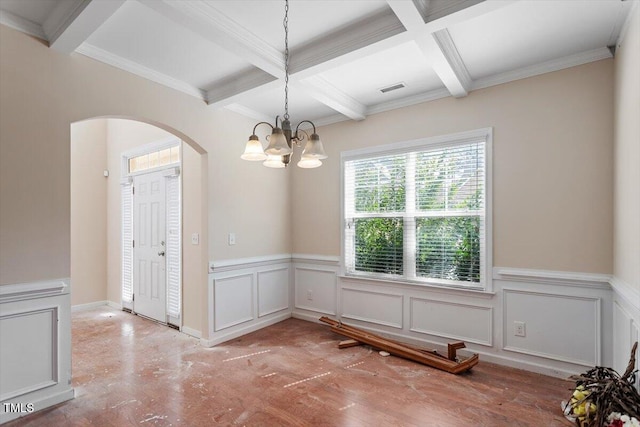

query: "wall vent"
(379, 82), (406, 93)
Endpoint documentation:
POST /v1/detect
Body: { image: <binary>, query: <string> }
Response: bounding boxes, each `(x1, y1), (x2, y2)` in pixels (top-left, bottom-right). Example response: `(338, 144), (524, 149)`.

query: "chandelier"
(240, 0), (327, 169)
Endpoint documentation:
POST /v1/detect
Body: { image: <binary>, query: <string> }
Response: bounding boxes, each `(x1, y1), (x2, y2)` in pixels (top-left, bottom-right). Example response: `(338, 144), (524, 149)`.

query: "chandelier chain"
(283, 0), (289, 120)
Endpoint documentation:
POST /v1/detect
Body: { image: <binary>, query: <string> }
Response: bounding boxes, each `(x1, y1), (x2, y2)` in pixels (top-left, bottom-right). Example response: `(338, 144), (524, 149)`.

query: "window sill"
(339, 274), (496, 299)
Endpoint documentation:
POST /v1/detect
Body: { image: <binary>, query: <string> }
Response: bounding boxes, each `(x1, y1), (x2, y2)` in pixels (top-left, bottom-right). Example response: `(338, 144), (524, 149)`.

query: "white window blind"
(344, 134), (488, 289)
(165, 175), (181, 318)
(121, 181), (133, 302)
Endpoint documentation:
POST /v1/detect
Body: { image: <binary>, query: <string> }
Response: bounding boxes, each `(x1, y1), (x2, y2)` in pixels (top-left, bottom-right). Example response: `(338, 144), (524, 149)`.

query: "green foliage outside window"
(350, 144), (483, 284)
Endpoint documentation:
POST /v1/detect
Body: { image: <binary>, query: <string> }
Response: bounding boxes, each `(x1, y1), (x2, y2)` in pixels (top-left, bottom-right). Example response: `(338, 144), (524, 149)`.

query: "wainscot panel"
(410, 298), (492, 346)
(258, 268), (290, 317)
(213, 274), (254, 331)
(0, 279), (74, 424)
(502, 289), (601, 366)
(206, 259), (291, 346)
(294, 267), (337, 316)
(342, 288), (403, 328)
(611, 276), (639, 390)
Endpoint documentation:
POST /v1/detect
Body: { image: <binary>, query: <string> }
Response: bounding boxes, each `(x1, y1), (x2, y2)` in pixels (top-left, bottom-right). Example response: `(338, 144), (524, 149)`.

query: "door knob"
(158, 251), (165, 256)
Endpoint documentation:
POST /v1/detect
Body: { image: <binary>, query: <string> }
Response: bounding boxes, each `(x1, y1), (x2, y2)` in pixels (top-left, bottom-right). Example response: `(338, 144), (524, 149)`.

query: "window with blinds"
(343, 130), (490, 289)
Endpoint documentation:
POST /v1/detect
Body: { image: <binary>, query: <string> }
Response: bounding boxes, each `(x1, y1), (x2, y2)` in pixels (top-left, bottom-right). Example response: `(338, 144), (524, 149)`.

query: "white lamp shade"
(265, 128), (292, 155)
(297, 158), (322, 169)
(240, 136), (267, 161)
(300, 134), (327, 160)
(263, 154), (286, 168)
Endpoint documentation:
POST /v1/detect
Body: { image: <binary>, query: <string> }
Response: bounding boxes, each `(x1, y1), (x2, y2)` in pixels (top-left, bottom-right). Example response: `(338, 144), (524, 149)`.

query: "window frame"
(340, 128), (493, 292)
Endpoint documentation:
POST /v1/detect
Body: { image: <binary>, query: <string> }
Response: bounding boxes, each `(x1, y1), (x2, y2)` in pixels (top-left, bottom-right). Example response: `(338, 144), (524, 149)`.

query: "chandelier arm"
(294, 120), (317, 136)
(251, 121), (275, 135)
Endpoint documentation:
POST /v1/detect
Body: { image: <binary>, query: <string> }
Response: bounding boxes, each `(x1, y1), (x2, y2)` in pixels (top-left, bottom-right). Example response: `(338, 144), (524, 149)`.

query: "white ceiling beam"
(206, 69), (280, 108)
(138, 0), (284, 79)
(44, 0), (126, 54)
(428, 28), (471, 98)
(210, 1), (514, 110)
(386, 0), (425, 32)
(298, 76), (367, 121)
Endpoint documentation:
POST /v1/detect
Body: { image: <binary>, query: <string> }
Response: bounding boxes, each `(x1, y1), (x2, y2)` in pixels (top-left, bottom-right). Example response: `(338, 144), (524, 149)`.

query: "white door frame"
(120, 137), (182, 326)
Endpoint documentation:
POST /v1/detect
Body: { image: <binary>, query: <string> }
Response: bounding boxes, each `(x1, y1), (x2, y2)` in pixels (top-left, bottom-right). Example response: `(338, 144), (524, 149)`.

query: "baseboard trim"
(181, 326), (202, 339)
(0, 388), (74, 424)
(201, 312), (291, 347)
(71, 301), (108, 312)
(106, 301), (122, 310)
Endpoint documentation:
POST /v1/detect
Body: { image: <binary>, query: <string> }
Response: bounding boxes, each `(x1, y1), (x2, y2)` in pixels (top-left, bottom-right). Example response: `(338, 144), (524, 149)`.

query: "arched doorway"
(70, 117), (208, 337)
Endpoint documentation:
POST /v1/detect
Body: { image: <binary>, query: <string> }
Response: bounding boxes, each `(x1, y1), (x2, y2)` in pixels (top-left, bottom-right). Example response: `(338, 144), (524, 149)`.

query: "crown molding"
(367, 87), (450, 116)
(42, 0), (86, 46)
(0, 10), (47, 40)
(615, 0), (639, 49)
(76, 43), (205, 101)
(471, 47), (613, 92)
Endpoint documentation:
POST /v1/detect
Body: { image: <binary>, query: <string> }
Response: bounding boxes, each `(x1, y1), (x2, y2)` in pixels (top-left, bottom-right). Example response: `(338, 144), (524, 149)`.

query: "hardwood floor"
(8, 307), (574, 426)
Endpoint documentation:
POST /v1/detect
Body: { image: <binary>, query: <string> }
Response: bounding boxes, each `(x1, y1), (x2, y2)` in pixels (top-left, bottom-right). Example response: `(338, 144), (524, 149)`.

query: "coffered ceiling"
(0, 0), (633, 126)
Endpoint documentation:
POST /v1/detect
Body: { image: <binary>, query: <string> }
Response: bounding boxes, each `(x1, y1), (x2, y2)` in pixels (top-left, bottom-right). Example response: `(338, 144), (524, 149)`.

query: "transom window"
(128, 146), (180, 173)
(342, 129), (492, 290)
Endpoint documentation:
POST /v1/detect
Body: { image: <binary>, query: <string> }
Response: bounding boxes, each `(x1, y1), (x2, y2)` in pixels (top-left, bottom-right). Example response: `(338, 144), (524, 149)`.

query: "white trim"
(291, 253), (341, 265)
(494, 267), (612, 289)
(75, 43), (205, 100)
(610, 276), (640, 314)
(209, 254), (292, 273)
(71, 301), (108, 312)
(471, 47), (612, 92)
(0, 388), (75, 424)
(107, 300), (122, 310)
(0, 279), (69, 304)
(121, 137), (182, 161)
(502, 288), (602, 367)
(201, 312), (290, 347)
(615, 0), (639, 48)
(181, 326), (202, 339)
(0, 10), (47, 40)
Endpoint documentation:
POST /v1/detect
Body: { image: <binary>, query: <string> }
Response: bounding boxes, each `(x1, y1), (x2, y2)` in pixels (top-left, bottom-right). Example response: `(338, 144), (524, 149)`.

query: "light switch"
(191, 233), (199, 245)
(228, 232), (236, 246)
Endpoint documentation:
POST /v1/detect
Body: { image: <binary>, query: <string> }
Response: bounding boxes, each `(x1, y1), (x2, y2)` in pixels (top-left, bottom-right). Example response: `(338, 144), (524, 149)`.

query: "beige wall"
(0, 25), (290, 290)
(70, 119), (108, 306)
(614, 6), (640, 290)
(292, 60), (614, 274)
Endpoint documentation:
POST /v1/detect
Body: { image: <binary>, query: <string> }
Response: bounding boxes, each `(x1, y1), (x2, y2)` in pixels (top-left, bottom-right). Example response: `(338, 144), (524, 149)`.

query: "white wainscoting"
(611, 276), (639, 389)
(292, 257), (613, 378)
(502, 289), (600, 366)
(410, 298), (493, 346)
(292, 255), (340, 321)
(0, 279), (74, 424)
(205, 256), (291, 346)
(342, 288), (403, 328)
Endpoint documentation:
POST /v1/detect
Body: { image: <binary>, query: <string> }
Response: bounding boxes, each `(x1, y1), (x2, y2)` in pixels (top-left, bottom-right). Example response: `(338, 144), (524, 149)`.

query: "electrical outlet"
(307, 289), (313, 301)
(514, 321), (526, 337)
(191, 233), (199, 245)
(228, 232), (236, 246)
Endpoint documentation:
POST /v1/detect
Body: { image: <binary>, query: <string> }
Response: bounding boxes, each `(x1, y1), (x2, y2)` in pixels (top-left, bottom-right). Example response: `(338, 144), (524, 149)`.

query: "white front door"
(133, 171), (167, 322)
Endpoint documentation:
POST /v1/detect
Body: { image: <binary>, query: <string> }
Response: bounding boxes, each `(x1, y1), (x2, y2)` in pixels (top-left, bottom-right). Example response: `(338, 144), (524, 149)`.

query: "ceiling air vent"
(379, 82), (406, 94)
